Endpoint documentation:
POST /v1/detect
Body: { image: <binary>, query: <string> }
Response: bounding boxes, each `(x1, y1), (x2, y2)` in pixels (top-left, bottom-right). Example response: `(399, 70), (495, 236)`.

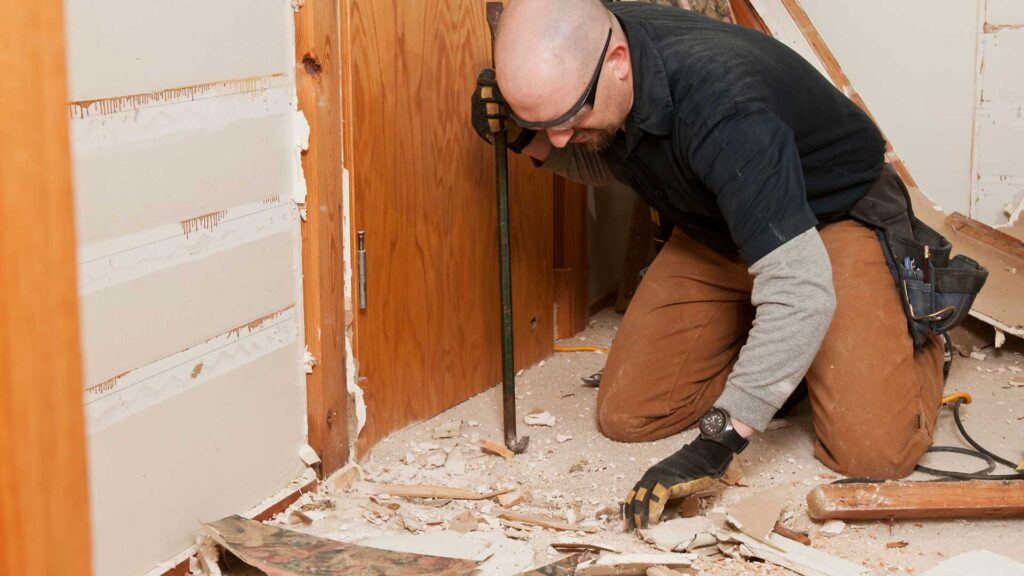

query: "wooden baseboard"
(157, 479), (318, 576)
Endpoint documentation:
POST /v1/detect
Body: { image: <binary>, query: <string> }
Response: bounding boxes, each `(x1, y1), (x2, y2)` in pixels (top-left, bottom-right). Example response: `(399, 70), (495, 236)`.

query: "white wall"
(798, 0), (1024, 226)
(971, 0), (1024, 224)
(799, 0), (979, 216)
(64, 1), (309, 574)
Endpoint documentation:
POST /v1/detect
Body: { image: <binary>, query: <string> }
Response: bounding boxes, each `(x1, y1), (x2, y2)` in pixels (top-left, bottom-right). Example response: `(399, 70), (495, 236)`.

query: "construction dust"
(266, 310), (1024, 575)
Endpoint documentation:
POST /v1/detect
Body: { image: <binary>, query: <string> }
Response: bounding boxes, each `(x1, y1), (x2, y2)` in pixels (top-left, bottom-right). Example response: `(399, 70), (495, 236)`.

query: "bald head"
(495, 0), (613, 122)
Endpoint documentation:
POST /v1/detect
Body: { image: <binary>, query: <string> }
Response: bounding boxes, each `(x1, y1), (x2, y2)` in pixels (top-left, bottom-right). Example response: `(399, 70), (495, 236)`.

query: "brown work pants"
(596, 219), (945, 479)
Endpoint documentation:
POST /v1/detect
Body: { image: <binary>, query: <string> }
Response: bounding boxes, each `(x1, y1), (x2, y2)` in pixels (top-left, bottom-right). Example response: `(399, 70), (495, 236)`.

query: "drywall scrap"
(201, 515), (479, 575)
(918, 549), (1024, 576)
(749, 0), (1024, 338)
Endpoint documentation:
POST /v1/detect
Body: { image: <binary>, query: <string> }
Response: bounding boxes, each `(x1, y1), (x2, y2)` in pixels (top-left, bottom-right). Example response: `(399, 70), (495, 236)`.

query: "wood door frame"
(0, 0), (93, 572)
(295, 0), (350, 476)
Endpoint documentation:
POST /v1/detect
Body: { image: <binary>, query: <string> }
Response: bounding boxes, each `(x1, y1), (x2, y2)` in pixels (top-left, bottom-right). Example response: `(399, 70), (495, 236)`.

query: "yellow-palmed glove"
(470, 68), (536, 153)
(624, 437), (736, 529)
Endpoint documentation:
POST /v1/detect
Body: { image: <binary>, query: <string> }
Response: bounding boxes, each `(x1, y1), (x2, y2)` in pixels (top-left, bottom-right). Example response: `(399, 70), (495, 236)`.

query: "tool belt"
(848, 164), (988, 350)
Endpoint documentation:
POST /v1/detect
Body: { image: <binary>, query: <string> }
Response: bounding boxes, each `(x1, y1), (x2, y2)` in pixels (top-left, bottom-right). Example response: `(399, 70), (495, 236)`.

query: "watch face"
(699, 408), (727, 438)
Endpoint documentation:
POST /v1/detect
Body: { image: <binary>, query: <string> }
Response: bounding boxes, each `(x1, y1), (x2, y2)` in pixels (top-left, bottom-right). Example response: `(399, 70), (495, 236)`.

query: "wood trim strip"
(295, 0), (350, 477)
(946, 212), (1024, 262)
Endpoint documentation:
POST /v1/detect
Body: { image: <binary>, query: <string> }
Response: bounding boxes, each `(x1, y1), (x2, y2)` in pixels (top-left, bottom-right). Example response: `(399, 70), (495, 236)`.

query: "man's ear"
(607, 43), (630, 81)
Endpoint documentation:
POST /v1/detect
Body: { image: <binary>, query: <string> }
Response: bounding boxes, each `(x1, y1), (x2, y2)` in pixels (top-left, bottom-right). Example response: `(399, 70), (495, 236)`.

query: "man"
(471, 0), (945, 528)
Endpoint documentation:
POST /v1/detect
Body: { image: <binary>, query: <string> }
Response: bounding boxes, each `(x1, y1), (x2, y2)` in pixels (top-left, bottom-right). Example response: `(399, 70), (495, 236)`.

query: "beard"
(570, 128), (617, 151)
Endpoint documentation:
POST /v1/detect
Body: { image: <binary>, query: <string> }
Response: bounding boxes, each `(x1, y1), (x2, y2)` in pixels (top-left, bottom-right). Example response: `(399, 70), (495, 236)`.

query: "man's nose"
(546, 128), (574, 149)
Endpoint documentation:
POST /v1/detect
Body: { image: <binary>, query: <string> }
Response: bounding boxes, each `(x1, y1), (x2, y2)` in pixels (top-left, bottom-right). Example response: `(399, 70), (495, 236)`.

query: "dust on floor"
(273, 309), (1024, 575)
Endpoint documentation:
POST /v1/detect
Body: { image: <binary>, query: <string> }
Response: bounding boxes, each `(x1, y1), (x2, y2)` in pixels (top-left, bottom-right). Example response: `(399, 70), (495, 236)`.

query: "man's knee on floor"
(817, 427), (931, 480)
(597, 406), (651, 443)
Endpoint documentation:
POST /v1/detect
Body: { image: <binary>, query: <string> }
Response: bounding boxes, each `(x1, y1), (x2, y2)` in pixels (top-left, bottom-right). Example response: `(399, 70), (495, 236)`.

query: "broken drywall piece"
(357, 531), (495, 562)
(726, 488), (787, 543)
(202, 515), (477, 574)
(344, 330), (367, 437)
(444, 447), (467, 476)
(716, 529), (870, 576)
(301, 345), (316, 374)
(194, 536), (222, 576)
(298, 444), (320, 467)
(995, 328), (1007, 348)
(497, 488), (525, 508)
(639, 517), (709, 552)
(818, 519), (845, 537)
(432, 420), (462, 439)
(291, 110), (311, 207)
(448, 510), (481, 533)
(919, 549), (1024, 575)
(326, 462), (362, 492)
(556, 433), (573, 443)
(576, 553), (696, 576)
(524, 409), (557, 427)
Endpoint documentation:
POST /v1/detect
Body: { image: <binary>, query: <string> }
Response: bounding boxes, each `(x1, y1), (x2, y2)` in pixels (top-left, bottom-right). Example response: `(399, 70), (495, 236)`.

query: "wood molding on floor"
(0, 0), (94, 573)
(295, 0), (350, 476)
(946, 212), (1024, 262)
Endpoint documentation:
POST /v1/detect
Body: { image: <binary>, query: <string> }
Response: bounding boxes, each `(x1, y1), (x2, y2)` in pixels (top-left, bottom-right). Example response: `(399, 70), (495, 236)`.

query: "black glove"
(470, 68), (536, 153)
(624, 437), (735, 529)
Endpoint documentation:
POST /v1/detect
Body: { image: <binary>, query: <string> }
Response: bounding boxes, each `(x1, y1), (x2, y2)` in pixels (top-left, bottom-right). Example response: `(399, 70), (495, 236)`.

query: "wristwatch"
(698, 407), (749, 453)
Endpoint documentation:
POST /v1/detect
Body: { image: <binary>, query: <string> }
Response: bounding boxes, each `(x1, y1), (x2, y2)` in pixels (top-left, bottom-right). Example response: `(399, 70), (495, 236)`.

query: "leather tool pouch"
(849, 165), (988, 350)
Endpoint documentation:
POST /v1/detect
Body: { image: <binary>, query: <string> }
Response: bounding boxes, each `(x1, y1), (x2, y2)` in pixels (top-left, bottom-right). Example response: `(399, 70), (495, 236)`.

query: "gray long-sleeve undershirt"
(713, 227), (836, 431)
(540, 145), (837, 432)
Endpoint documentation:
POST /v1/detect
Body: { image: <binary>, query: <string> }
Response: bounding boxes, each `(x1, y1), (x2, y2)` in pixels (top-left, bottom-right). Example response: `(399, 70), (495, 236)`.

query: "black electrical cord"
(834, 398), (1024, 484)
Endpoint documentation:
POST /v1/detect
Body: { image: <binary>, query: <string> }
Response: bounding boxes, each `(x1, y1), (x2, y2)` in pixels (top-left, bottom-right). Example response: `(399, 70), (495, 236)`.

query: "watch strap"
(704, 428), (749, 454)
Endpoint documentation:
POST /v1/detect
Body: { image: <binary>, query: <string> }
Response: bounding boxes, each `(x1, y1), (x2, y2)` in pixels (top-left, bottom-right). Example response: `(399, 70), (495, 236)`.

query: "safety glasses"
(508, 27), (613, 130)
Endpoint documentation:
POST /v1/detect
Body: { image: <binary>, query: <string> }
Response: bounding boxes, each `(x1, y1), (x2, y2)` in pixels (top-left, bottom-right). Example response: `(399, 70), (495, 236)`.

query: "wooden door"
(345, 0), (554, 455)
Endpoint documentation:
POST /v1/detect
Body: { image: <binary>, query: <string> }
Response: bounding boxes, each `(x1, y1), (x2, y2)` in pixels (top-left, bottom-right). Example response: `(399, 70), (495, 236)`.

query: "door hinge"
(357, 231), (367, 310)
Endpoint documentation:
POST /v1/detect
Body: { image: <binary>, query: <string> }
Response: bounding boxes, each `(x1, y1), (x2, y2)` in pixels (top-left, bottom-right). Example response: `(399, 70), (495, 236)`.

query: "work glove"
(470, 68), (536, 153)
(624, 437), (735, 529)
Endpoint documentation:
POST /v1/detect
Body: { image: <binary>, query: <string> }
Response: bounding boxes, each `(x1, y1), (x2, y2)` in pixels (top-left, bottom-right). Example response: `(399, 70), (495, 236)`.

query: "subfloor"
(276, 309), (1024, 575)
